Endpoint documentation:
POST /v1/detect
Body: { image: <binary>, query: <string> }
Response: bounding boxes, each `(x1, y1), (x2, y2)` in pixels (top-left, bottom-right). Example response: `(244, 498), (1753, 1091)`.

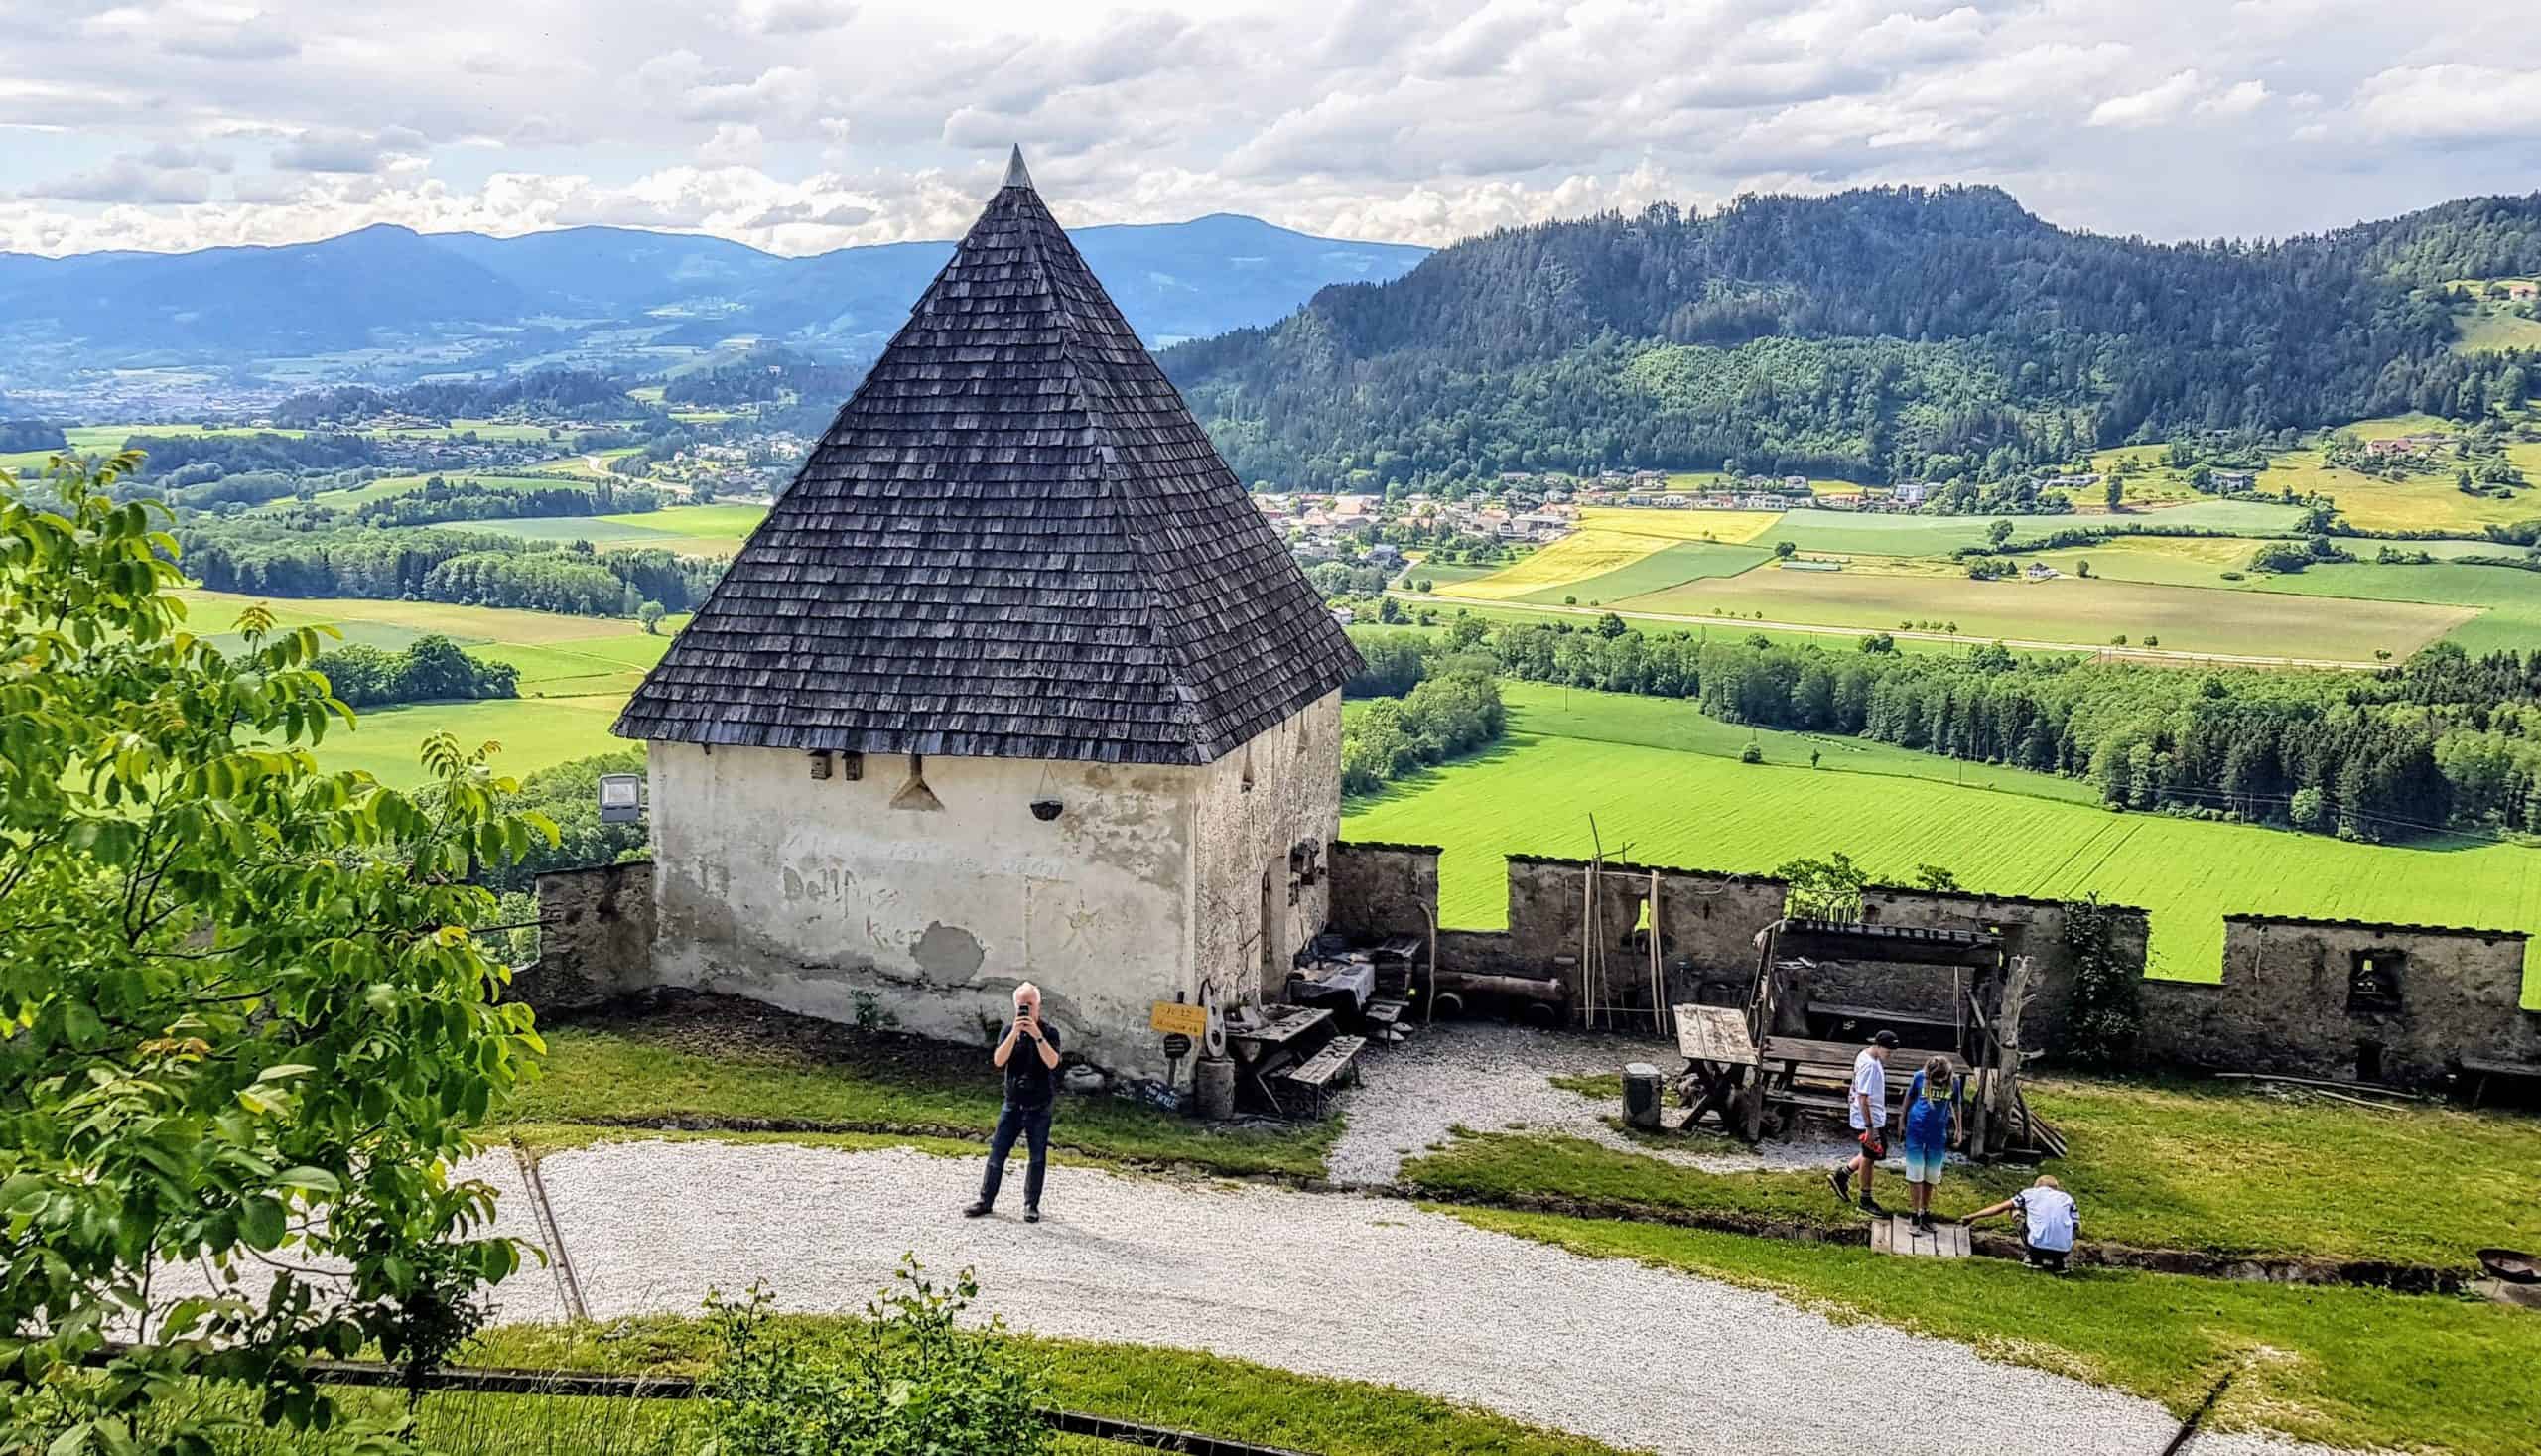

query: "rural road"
(1392, 590), (2386, 669)
(487, 1139), (2330, 1456)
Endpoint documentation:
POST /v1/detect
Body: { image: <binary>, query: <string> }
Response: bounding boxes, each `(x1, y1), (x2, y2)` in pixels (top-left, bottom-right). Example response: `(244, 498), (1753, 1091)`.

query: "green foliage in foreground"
(507, 1016), (1335, 1178)
(1407, 1073), (2538, 1267)
(697, 1261), (1048, 1456)
(0, 456), (550, 1454)
(1452, 1207), (2541, 1456)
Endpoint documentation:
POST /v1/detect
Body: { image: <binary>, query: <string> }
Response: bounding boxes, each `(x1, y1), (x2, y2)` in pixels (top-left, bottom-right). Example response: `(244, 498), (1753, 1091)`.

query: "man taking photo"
(965, 982), (1064, 1224)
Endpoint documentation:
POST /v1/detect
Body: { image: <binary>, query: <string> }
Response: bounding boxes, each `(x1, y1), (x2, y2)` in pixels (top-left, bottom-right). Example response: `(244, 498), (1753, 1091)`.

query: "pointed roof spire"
(614, 158), (1362, 766)
(1001, 144), (1034, 191)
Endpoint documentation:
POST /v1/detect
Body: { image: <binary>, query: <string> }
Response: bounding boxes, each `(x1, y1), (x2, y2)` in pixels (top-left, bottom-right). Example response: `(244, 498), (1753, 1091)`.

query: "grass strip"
(1446, 1206), (2538, 1456)
(1413, 1064), (2538, 1268)
(468, 1317), (1636, 1456)
(506, 1012), (1337, 1179)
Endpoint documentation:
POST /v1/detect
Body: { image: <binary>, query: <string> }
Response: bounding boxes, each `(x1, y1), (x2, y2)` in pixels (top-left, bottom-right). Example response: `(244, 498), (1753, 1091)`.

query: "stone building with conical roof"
(613, 151), (1363, 1075)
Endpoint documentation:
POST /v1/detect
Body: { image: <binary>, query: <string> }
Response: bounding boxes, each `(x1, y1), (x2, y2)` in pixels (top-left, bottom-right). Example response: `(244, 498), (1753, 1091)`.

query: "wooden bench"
(2460, 1056), (2541, 1109)
(1364, 998), (1409, 1041)
(1279, 1035), (1368, 1119)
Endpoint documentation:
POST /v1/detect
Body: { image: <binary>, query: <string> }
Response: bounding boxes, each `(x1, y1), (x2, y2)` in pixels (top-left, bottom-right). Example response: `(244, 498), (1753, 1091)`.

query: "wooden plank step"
(1872, 1215), (1969, 1258)
(1283, 1035), (1369, 1089)
(1365, 999), (1407, 1026)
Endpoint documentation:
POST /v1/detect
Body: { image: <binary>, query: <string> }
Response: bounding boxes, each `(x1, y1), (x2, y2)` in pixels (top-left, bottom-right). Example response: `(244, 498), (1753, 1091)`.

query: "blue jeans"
(979, 1100), (1052, 1209)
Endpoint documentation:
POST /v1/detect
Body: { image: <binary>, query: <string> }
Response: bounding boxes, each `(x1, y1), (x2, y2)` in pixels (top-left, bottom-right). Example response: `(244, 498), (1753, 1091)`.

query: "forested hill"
(1163, 188), (2541, 491)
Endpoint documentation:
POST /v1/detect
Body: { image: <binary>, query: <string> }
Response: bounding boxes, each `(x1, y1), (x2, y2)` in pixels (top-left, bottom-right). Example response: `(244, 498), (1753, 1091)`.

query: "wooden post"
(1989, 952), (2035, 1158)
(1649, 869), (1665, 1035)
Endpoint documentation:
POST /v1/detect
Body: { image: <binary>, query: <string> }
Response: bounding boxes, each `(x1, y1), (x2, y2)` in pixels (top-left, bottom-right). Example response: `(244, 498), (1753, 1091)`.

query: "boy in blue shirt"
(1900, 1055), (1957, 1232)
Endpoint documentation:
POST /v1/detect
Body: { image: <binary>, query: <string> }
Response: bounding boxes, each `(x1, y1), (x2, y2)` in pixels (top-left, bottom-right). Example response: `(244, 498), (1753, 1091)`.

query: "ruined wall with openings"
(2138, 916), (2539, 1089)
(1327, 841), (1440, 941)
(518, 860), (656, 1012)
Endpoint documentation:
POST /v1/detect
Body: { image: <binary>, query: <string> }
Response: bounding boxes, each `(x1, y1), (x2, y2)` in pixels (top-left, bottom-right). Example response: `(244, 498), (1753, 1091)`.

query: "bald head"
(1014, 983), (1040, 1014)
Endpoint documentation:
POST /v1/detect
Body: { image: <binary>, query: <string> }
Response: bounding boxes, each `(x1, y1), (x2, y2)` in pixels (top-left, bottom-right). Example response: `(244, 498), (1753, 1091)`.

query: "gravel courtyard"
(509, 1138), (2328, 1456)
(1327, 1020), (1870, 1185)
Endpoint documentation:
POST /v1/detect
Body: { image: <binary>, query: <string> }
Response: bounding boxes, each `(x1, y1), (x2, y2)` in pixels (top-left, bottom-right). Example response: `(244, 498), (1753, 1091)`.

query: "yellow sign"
(1150, 1000), (1210, 1038)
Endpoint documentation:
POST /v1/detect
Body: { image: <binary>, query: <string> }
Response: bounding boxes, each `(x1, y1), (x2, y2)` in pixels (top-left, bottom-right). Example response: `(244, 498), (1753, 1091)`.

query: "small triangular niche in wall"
(890, 754), (944, 811)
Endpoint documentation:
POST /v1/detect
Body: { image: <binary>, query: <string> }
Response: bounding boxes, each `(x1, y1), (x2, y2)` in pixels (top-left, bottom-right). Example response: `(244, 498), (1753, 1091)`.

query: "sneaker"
(1828, 1168), (1851, 1204)
(1913, 1212), (1934, 1233)
(963, 1201), (992, 1218)
(1859, 1197), (1887, 1217)
(1024, 1206), (1041, 1224)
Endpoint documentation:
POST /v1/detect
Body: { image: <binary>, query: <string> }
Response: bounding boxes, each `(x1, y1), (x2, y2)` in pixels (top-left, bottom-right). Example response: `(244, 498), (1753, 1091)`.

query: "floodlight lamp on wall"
(597, 773), (645, 825)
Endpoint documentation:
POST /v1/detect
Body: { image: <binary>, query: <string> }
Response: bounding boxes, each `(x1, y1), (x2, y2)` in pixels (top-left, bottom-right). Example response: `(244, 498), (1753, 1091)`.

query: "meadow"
(2215, 560), (2541, 656)
(466, 503), (767, 556)
(2025, 536), (2258, 586)
(178, 589), (665, 786)
(1341, 688), (2541, 999)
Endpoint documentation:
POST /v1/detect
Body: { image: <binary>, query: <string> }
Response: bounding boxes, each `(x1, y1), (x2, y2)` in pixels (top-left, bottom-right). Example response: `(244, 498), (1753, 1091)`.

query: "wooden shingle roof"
(614, 150), (1363, 766)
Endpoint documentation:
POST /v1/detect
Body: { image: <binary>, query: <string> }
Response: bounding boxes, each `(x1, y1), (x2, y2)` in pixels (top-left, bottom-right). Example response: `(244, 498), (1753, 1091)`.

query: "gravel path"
(521, 1139), (2328, 1456)
(1328, 1022), (1867, 1186)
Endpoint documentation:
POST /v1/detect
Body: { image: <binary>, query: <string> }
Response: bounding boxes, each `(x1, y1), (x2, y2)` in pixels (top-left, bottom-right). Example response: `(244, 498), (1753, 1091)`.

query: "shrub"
(699, 1260), (1050, 1456)
(1738, 742), (1763, 764)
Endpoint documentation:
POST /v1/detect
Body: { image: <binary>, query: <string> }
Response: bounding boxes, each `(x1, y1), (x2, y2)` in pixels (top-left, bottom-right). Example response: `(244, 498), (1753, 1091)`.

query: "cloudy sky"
(2, 0), (2534, 257)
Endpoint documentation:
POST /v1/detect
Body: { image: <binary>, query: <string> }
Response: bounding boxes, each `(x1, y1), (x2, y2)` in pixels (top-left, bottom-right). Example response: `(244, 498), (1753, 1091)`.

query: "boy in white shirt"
(1966, 1175), (2080, 1270)
(1827, 1030), (1898, 1215)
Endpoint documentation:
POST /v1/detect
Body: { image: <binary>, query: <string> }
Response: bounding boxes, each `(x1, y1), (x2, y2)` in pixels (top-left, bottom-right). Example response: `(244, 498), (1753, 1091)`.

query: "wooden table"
(1226, 1008), (1334, 1111)
(1672, 1004), (1761, 1141)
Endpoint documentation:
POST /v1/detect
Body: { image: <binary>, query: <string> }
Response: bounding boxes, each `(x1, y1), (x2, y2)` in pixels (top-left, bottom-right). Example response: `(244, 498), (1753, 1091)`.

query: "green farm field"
(1607, 565), (2470, 660)
(2214, 562), (2541, 656)
(1382, 599), (1971, 655)
(1512, 540), (1771, 604)
(1342, 693), (2541, 1001)
(317, 694), (632, 789)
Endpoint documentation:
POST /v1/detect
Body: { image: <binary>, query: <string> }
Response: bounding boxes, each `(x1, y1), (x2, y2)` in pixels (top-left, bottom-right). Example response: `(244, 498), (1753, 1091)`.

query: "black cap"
(1872, 1030), (1901, 1048)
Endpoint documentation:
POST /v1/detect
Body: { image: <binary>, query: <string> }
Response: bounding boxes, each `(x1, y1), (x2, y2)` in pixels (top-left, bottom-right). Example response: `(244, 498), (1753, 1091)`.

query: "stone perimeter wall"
(1325, 842), (2535, 1085)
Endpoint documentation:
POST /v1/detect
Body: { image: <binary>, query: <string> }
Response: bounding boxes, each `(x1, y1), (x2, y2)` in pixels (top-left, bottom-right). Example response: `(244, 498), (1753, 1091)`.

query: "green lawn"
(1341, 717), (2541, 995)
(506, 1003), (1335, 1179)
(1454, 1208), (2539, 1456)
(1414, 1071), (2534, 1266)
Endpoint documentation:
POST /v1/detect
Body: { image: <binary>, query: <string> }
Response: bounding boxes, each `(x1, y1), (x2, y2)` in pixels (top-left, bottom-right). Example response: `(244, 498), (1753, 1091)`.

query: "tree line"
(181, 518), (725, 617)
(0, 418), (66, 452)
(347, 476), (667, 527)
(274, 370), (653, 427)
(1166, 186), (2541, 492)
(1486, 622), (2541, 840)
(316, 633), (519, 708)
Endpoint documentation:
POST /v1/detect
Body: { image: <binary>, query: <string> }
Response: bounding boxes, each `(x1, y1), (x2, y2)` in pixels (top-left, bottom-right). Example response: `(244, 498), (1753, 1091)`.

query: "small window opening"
(1240, 745), (1256, 793)
(2355, 1039), (2386, 1084)
(890, 752), (943, 812)
(2347, 950), (2402, 1013)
